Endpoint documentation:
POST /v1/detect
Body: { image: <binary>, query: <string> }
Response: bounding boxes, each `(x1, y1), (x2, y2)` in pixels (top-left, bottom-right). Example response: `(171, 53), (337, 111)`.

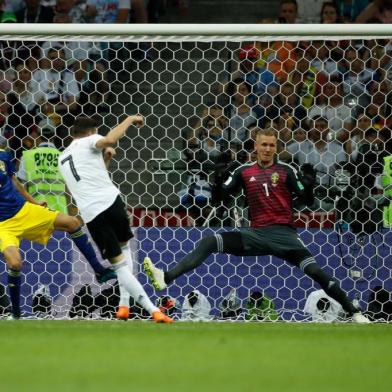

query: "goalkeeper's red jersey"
(223, 161), (305, 228)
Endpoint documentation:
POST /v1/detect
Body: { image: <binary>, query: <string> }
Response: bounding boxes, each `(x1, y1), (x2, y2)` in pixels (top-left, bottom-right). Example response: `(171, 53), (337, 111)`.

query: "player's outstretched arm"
(96, 115), (144, 149)
(103, 147), (116, 168)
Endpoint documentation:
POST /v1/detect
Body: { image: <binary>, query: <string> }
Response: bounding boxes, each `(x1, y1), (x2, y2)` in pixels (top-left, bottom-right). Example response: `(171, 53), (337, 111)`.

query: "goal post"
(0, 24), (391, 321)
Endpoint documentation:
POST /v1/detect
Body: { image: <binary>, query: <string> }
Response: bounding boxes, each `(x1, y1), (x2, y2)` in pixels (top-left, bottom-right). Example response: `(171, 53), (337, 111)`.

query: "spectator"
(54, 0), (86, 23)
(41, 43), (110, 118)
(365, 80), (391, 129)
(308, 80), (353, 140)
(8, 63), (40, 126)
(356, 0), (392, 23)
(345, 112), (372, 159)
(341, 46), (375, 108)
(367, 41), (391, 81)
(381, 155), (392, 227)
(191, 104), (228, 137)
(278, 0), (298, 23)
(226, 78), (257, 148)
(72, 58), (110, 116)
(237, 45), (277, 98)
(344, 128), (388, 233)
(0, 10), (16, 22)
(184, 107), (228, 173)
(129, 0), (148, 23)
(85, 0), (131, 23)
(17, 118), (69, 214)
(297, 0), (324, 22)
(0, 90), (34, 160)
(274, 115), (296, 158)
(255, 40), (297, 83)
(177, 172), (213, 227)
(253, 84), (279, 128)
(303, 289), (345, 322)
(286, 126), (313, 166)
(310, 41), (341, 80)
(382, 41), (392, 80)
(2, 0), (24, 13)
(33, 46), (81, 126)
(320, 1), (342, 23)
(0, 40), (41, 74)
(85, 1), (132, 64)
(0, 69), (12, 93)
(306, 116), (348, 200)
(40, 39), (107, 116)
(266, 81), (307, 128)
(354, 128), (389, 194)
(335, 0), (370, 22)
(292, 44), (321, 109)
(15, 0), (54, 23)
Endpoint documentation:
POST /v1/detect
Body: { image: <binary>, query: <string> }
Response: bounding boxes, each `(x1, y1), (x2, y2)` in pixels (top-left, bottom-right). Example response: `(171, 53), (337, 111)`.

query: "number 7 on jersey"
(60, 155), (81, 182)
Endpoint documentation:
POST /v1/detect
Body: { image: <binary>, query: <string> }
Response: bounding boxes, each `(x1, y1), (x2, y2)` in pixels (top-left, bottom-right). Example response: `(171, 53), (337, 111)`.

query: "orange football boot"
(116, 306), (130, 320)
(152, 310), (174, 323)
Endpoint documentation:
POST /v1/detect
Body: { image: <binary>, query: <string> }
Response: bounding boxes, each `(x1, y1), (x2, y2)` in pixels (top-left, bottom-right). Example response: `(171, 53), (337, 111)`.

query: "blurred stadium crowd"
(0, 0), (391, 232)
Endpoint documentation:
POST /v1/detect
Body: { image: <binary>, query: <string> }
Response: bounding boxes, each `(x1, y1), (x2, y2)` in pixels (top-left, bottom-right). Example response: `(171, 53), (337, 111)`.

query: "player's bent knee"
(67, 216), (81, 232)
(54, 214), (80, 232)
(220, 232), (245, 255)
(3, 247), (23, 271)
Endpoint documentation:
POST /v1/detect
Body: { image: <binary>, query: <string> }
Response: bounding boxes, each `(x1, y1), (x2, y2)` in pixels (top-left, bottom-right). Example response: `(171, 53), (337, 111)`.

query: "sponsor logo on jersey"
(271, 172), (279, 187)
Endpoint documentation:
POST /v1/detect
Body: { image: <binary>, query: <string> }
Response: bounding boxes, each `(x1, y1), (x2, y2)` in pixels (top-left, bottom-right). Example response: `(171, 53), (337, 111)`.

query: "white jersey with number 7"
(59, 134), (119, 223)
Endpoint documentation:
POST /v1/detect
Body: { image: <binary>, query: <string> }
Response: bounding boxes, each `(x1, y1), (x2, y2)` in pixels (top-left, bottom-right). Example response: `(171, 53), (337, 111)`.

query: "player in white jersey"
(59, 116), (173, 323)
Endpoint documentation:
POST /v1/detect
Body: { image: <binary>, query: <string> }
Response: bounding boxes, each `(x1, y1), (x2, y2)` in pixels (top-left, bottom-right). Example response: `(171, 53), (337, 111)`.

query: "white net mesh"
(0, 29), (391, 321)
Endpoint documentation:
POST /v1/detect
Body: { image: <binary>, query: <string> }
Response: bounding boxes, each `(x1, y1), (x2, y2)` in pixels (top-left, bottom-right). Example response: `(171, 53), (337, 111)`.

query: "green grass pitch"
(0, 320), (390, 392)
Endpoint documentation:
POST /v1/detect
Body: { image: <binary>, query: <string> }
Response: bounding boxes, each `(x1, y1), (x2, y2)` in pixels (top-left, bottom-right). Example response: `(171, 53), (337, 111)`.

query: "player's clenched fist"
(127, 115), (144, 127)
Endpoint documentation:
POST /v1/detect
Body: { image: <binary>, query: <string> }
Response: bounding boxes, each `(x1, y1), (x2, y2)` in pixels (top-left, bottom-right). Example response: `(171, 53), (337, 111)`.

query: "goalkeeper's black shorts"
(221, 225), (312, 267)
(87, 195), (133, 260)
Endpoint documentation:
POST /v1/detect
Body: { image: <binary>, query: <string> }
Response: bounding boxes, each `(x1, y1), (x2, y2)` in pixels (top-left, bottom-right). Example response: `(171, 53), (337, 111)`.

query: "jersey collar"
(257, 156), (278, 169)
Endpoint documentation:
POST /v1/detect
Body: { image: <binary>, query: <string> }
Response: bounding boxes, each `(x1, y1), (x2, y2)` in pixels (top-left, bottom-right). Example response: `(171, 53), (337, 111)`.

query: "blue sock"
(7, 268), (21, 317)
(69, 226), (106, 275)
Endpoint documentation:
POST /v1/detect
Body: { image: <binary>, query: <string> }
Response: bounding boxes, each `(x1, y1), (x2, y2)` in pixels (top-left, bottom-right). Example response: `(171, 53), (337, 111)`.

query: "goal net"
(0, 24), (391, 321)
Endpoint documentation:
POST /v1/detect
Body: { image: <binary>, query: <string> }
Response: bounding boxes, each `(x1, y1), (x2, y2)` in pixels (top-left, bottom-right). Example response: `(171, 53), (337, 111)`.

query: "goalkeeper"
(144, 129), (370, 323)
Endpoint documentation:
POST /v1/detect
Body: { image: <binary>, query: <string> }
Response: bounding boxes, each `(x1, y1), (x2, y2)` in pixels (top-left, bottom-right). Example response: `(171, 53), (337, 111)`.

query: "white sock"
(118, 244), (133, 307)
(113, 259), (159, 315)
(121, 244), (134, 272)
(118, 282), (130, 308)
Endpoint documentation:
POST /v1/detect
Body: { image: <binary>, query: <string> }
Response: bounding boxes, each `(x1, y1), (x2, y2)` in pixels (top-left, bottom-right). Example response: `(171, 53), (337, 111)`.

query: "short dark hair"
(71, 117), (97, 137)
(280, 0), (298, 9)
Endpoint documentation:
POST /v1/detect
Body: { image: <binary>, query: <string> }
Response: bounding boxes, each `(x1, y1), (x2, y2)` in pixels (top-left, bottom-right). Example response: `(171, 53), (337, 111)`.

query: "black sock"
(7, 268), (21, 317)
(302, 260), (358, 315)
(165, 236), (218, 284)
